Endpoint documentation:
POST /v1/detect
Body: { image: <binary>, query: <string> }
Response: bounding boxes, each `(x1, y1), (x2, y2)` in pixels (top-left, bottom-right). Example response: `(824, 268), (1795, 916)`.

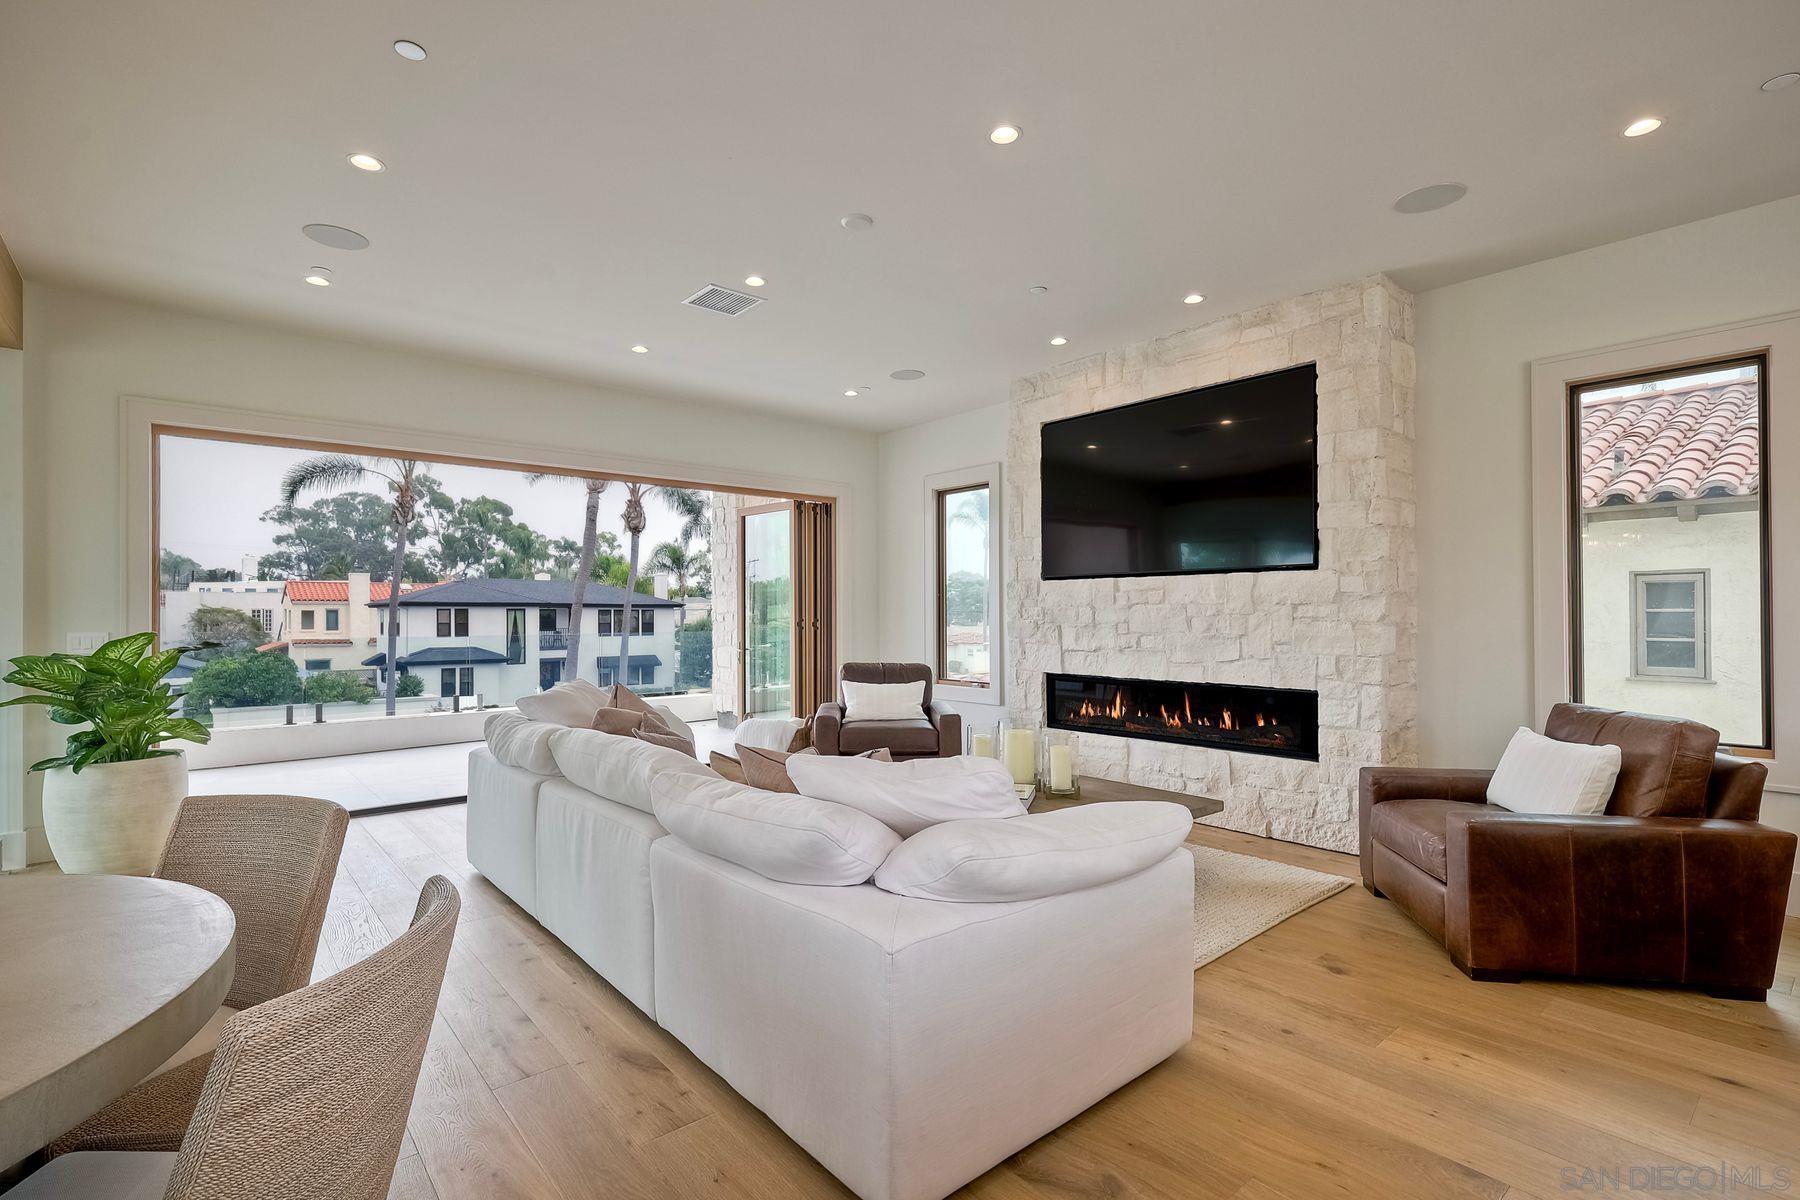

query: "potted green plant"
(1, 632), (211, 874)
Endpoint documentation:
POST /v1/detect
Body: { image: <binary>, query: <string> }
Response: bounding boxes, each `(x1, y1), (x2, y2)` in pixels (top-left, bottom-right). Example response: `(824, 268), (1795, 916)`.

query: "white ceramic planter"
(41, 752), (187, 875)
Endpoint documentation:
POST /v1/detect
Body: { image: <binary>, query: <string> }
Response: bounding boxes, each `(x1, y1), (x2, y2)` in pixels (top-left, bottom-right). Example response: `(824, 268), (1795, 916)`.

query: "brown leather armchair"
(1361, 703), (1795, 1000)
(813, 662), (962, 760)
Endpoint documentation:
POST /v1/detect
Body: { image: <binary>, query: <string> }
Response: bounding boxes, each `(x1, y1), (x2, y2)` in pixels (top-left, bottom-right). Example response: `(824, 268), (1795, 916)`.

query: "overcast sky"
(160, 435), (698, 574)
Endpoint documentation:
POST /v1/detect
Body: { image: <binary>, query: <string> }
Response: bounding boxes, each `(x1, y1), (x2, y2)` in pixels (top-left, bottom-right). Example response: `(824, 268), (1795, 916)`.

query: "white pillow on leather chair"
(840, 679), (927, 721)
(874, 801), (1194, 901)
(785, 753), (1023, 837)
(1486, 726), (1621, 816)
(651, 772), (900, 886)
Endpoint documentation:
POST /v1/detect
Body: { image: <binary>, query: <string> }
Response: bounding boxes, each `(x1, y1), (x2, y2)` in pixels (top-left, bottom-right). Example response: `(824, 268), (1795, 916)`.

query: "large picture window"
(935, 482), (992, 688)
(1570, 356), (1769, 749)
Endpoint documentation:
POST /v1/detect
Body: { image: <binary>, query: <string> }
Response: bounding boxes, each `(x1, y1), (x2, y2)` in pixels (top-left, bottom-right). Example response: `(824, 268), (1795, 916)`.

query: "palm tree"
(615, 486), (708, 689)
(280, 455), (424, 716)
(526, 474), (608, 680)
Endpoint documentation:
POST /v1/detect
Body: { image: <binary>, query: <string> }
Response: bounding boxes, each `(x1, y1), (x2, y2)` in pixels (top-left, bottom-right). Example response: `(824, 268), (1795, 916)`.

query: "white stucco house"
(358, 577), (685, 705)
(260, 574), (442, 680)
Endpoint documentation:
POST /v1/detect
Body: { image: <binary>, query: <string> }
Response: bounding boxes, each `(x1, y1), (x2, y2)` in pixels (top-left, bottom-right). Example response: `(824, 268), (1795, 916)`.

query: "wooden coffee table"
(1028, 775), (1224, 819)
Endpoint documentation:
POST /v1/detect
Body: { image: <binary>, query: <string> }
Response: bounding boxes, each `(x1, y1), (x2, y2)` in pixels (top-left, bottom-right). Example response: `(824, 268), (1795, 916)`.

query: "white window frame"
(923, 462), (1003, 707)
(1530, 312), (1793, 770)
(1630, 569), (1709, 681)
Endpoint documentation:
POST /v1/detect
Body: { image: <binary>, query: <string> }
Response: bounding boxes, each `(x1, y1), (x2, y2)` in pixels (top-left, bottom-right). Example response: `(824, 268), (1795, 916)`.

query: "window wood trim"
(1532, 316), (1793, 771)
(923, 463), (1003, 707)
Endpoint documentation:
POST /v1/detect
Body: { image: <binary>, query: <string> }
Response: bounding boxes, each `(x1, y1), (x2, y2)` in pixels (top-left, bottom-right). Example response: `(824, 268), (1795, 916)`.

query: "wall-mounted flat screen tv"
(1040, 362), (1318, 580)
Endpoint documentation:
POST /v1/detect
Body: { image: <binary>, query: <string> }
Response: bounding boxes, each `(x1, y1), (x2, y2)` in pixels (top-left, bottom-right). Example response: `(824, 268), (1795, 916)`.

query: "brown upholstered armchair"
(813, 662), (962, 760)
(1361, 703), (1795, 1000)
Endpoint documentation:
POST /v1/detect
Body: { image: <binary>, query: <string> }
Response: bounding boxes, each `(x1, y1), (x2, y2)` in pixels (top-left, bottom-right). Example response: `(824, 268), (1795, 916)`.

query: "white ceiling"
(3, 0), (1797, 432)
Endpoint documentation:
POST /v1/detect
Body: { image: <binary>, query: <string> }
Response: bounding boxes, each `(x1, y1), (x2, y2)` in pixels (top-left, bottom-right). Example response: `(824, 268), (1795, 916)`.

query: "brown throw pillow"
(708, 751), (748, 784)
(634, 726), (697, 758)
(786, 718), (814, 753)
(608, 684), (665, 723)
(740, 745), (892, 794)
(590, 707), (647, 736)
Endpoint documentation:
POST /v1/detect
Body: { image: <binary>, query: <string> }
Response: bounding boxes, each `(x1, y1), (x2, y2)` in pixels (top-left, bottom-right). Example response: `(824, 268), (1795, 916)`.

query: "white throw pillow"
(873, 801), (1194, 902)
(785, 754), (1025, 837)
(1486, 726), (1621, 816)
(733, 715), (807, 752)
(549, 727), (718, 814)
(841, 679), (927, 722)
(515, 680), (608, 728)
(483, 712), (560, 775)
(651, 773), (900, 886)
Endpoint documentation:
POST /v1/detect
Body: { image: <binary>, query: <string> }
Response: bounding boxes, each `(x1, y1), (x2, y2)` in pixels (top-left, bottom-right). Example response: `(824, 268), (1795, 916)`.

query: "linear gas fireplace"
(1046, 672), (1320, 762)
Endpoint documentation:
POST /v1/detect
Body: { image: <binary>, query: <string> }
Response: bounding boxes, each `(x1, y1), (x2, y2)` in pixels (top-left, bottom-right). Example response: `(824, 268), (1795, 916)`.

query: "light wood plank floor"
(336, 804), (1800, 1200)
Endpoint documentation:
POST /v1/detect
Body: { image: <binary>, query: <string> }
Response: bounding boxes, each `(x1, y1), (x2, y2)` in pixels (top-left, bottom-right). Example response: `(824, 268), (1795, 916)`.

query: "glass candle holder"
(1041, 729), (1080, 796)
(966, 724), (998, 761)
(997, 717), (1039, 787)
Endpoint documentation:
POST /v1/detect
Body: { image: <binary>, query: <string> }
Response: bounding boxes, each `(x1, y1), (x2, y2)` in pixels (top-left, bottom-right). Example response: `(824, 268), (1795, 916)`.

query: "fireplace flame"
(1058, 680), (1306, 757)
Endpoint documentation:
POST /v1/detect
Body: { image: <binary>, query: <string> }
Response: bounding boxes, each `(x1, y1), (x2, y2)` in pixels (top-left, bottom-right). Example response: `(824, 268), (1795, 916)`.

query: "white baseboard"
(0, 828), (25, 871)
(1788, 870), (1800, 919)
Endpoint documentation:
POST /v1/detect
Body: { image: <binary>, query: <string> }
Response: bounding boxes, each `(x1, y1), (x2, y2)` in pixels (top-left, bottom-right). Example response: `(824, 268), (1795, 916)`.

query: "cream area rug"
(1188, 844), (1352, 969)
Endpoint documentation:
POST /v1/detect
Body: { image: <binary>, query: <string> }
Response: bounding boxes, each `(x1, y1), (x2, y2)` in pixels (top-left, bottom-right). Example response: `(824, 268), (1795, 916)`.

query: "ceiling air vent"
(682, 285), (764, 316)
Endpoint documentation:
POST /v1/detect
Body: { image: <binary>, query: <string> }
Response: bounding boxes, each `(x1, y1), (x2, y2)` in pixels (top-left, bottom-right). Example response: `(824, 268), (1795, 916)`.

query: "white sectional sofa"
(467, 715), (1195, 1200)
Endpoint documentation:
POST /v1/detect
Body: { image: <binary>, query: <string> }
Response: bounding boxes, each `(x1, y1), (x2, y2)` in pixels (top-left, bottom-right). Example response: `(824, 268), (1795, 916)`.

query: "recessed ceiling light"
(1393, 183), (1467, 214)
(303, 267), (333, 287)
(1183, 293), (1204, 305)
(1219, 418), (1233, 426)
(1178, 464), (1190, 470)
(843, 389), (860, 398)
(347, 153), (385, 172)
(393, 39), (427, 61)
(743, 275), (766, 288)
(301, 223), (370, 250)
(840, 213), (874, 231)
(631, 344), (648, 354)
(1762, 72), (1800, 91)
(1029, 285), (1049, 296)
(890, 369), (925, 381)
(989, 124), (1022, 145)
(1085, 443), (1099, 451)
(1050, 336), (1068, 346)
(1622, 117), (1663, 137)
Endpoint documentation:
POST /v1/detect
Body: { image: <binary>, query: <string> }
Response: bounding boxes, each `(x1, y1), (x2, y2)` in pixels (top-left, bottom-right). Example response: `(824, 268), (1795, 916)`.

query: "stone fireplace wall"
(1004, 275), (1418, 851)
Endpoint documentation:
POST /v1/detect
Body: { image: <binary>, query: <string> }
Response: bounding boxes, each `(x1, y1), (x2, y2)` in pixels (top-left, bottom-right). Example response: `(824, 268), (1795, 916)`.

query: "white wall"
(874, 402), (1009, 728)
(0, 346), (26, 868)
(17, 282), (879, 854)
(1415, 193), (1800, 767)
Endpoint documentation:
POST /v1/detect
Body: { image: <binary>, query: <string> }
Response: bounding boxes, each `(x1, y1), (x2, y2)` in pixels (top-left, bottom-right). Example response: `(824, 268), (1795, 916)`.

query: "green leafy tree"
(395, 673), (425, 698)
(428, 495), (553, 580)
(182, 651), (302, 718)
(258, 491), (430, 581)
(944, 571), (989, 626)
(160, 549), (203, 590)
(184, 605), (268, 652)
(0, 633), (211, 772)
(299, 671), (378, 705)
(281, 456), (427, 717)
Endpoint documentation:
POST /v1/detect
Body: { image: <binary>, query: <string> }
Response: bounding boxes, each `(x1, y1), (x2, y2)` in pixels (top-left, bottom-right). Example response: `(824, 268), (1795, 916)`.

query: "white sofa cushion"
(651, 773), (900, 886)
(515, 679), (609, 728)
(841, 679), (926, 721)
(1486, 726), (1622, 816)
(467, 748), (552, 914)
(874, 801), (1194, 902)
(483, 712), (560, 775)
(734, 715), (807, 752)
(786, 754), (1025, 837)
(549, 727), (718, 814)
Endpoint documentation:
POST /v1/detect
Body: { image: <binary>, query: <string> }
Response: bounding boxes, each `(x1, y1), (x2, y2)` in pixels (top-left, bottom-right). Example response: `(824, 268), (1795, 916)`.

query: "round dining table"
(0, 873), (235, 1168)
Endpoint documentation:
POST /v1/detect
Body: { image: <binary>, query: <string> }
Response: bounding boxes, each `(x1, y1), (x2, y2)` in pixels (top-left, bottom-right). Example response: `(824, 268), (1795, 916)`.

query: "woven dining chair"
(12, 875), (461, 1200)
(48, 794), (348, 1157)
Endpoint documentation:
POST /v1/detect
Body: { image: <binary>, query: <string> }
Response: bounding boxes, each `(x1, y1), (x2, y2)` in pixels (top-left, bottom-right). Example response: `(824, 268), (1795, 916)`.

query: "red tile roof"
(1579, 382), (1759, 508)
(282, 580), (434, 602)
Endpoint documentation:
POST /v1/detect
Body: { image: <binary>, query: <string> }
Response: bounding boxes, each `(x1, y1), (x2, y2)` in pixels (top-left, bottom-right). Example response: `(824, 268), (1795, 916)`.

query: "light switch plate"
(66, 632), (111, 653)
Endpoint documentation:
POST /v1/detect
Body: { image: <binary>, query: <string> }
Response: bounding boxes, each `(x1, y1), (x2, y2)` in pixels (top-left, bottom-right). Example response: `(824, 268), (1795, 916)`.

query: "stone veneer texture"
(1005, 275), (1418, 851)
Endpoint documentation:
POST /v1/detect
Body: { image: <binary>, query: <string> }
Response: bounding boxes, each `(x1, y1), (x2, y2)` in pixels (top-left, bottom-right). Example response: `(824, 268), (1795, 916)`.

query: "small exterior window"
(539, 607), (558, 632)
(440, 667), (456, 696)
(437, 607), (469, 637)
(635, 608), (654, 636)
(1633, 570), (1709, 680)
(599, 608), (618, 637)
(303, 658), (331, 672)
(300, 610), (315, 631)
(252, 609), (273, 634)
(325, 609), (340, 632)
(440, 667), (472, 696)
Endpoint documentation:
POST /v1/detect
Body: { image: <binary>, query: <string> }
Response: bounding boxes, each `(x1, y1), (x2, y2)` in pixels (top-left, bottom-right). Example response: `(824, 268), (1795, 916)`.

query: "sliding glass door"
(740, 503), (793, 717)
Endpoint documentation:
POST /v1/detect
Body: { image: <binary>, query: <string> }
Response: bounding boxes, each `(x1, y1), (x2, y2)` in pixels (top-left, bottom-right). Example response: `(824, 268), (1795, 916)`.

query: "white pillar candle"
(1048, 744), (1074, 792)
(970, 732), (993, 759)
(1004, 728), (1037, 785)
